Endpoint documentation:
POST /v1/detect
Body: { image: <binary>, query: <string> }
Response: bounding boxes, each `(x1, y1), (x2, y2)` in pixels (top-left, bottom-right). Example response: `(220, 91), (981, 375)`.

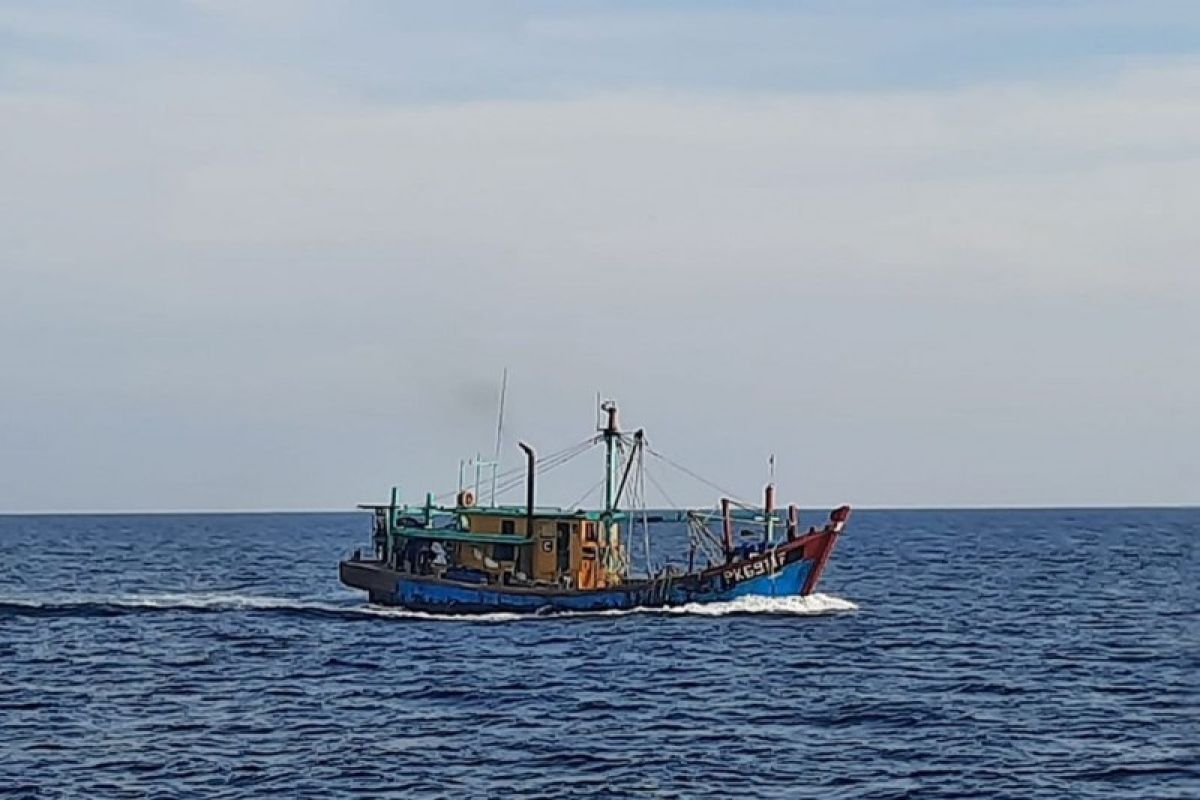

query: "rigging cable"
(642, 463), (681, 510)
(638, 439), (652, 576)
(491, 445), (596, 501)
(439, 437), (598, 503)
(643, 445), (752, 506)
(567, 477), (606, 510)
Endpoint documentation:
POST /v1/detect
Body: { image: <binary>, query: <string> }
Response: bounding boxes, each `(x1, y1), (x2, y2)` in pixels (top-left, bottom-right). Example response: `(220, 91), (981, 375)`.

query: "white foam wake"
(361, 592), (859, 621)
(354, 593), (857, 622)
(653, 592), (858, 617)
(0, 591), (528, 622)
(1, 591), (856, 622)
(113, 592), (313, 610)
(110, 596), (531, 623)
(3, 591), (348, 613)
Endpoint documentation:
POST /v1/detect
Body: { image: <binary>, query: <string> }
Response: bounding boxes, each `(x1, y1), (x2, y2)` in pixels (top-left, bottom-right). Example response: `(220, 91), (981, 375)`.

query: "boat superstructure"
(339, 401), (849, 614)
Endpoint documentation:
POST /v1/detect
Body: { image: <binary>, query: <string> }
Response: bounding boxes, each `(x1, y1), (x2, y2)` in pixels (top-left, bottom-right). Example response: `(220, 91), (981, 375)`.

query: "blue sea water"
(0, 508), (1196, 799)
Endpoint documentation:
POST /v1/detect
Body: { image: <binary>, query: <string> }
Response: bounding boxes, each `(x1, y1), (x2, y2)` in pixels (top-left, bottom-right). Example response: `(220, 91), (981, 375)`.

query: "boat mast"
(602, 401), (619, 513)
(601, 400), (620, 578)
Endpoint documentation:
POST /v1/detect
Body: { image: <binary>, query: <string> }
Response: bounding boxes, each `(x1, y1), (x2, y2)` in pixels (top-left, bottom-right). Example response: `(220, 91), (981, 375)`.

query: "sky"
(2, 0), (1198, 512)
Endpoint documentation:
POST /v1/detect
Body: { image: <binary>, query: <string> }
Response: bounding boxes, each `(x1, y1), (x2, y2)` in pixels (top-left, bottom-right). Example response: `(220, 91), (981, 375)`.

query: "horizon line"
(0, 503), (1196, 517)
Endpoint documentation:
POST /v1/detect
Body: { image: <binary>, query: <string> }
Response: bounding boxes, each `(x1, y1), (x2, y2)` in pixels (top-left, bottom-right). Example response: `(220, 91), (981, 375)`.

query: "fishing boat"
(339, 401), (850, 614)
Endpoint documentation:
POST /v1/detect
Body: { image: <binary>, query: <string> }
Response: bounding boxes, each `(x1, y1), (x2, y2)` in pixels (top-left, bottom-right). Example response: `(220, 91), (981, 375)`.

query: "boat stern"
(339, 556), (397, 604)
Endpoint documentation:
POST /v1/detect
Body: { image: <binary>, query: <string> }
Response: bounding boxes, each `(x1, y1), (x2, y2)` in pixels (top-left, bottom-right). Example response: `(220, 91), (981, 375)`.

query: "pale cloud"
(9, 59), (1200, 296)
(1, 3), (1197, 510)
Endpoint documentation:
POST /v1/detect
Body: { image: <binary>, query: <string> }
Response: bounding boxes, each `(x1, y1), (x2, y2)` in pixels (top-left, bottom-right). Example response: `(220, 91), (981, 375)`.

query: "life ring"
(457, 490), (476, 508)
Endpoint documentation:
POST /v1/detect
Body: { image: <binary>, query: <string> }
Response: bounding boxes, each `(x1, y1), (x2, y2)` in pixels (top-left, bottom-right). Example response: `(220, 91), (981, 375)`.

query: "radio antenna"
(490, 367), (508, 507)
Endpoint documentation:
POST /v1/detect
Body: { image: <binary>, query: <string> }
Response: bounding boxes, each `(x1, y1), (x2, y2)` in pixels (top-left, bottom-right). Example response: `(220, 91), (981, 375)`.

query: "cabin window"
(584, 522), (597, 542)
(501, 520), (515, 535)
(493, 543), (516, 561)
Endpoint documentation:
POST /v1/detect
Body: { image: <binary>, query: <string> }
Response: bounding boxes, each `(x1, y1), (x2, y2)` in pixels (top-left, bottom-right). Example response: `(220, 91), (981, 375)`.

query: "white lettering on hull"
(722, 550), (784, 585)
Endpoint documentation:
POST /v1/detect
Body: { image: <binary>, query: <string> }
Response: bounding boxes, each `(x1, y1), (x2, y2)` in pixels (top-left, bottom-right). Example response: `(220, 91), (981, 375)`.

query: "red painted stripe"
(800, 529), (842, 596)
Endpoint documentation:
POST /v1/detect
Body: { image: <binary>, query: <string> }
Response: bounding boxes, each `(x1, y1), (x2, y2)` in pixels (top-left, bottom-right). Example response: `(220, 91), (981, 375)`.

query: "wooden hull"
(339, 527), (841, 615)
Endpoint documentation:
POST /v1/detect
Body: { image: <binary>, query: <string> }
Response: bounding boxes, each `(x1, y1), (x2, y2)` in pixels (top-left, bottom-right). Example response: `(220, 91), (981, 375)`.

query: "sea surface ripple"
(0, 509), (1196, 798)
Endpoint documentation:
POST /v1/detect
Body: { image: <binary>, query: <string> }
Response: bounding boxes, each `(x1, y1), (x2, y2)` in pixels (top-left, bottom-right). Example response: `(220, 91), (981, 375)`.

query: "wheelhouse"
(361, 502), (627, 591)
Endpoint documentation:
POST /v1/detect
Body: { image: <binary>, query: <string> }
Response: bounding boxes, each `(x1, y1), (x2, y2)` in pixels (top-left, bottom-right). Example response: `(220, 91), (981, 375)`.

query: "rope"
(643, 464), (680, 510)
(431, 437), (598, 505)
(567, 477), (606, 509)
(638, 443), (651, 577)
(688, 513), (726, 565)
(490, 438), (599, 501)
(643, 445), (751, 506)
(688, 510), (771, 528)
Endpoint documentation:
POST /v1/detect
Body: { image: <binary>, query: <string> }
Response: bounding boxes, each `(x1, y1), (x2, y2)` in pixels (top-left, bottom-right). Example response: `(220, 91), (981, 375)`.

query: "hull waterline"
(340, 527), (841, 615)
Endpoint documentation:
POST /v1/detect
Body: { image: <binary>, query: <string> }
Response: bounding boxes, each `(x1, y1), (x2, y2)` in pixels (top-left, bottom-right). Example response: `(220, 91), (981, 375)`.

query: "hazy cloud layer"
(2, 2), (1197, 510)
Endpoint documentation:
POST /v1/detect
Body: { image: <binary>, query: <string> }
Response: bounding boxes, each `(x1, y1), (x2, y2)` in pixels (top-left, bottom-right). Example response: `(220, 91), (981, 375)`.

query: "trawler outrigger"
(339, 402), (849, 614)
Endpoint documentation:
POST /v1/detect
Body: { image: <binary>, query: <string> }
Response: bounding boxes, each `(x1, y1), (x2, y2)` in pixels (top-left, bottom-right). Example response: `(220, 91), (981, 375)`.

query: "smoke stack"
(518, 442), (536, 536)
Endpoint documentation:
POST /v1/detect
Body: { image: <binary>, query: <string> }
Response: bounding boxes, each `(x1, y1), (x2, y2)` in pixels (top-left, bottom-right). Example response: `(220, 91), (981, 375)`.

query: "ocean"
(1, 508), (1196, 799)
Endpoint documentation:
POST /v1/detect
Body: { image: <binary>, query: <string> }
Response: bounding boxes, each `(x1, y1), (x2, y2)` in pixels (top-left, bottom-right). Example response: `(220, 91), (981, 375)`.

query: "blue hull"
(399, 558), (812, 613)
(342, 552), (819, 615)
